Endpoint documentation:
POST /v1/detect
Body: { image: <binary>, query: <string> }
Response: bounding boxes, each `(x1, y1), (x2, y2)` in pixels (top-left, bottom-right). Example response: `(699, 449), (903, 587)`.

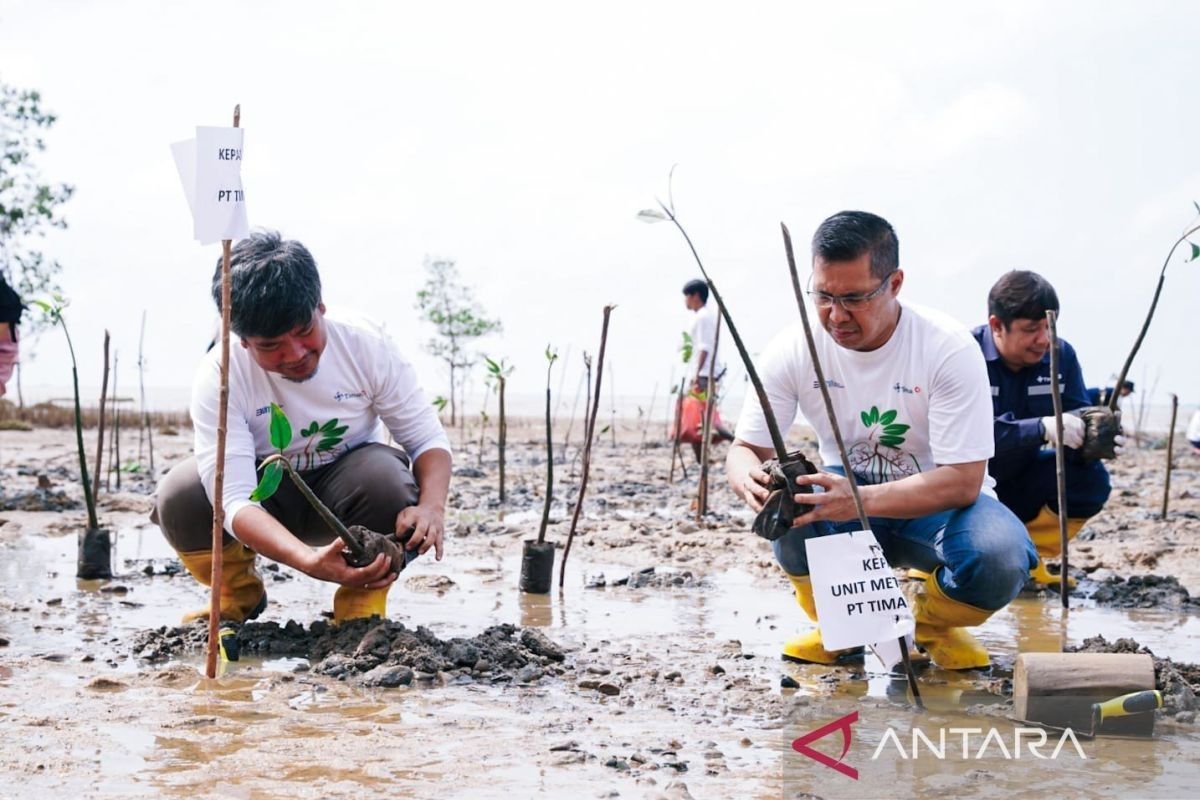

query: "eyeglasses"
(807, 273), (894, 311)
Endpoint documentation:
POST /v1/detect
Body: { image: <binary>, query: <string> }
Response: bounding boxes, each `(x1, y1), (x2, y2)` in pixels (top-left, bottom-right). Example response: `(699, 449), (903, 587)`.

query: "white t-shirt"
(191, 310), (452, 534)
(1187, 409), (1200, 444)
(735, 302), (996, 494)
(689, 302), (726, 380)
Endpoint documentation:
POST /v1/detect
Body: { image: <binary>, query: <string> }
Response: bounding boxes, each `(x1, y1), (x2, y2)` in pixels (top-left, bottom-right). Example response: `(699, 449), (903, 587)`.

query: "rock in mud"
(0, 488), (79, 512)
(1089, 575), (1199, 610)
(1067, 635), (1200, 713)
(131, 618), (572, 688)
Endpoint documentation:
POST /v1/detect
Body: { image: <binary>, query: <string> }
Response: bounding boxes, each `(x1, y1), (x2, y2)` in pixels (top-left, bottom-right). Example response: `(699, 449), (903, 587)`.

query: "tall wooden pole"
(93, 331), (110, 500)
(1162, 393), (1178, 521)
(697, 313), (721, 519)
(206, 104), (239, 679)
(1047, 310), (1070, 611)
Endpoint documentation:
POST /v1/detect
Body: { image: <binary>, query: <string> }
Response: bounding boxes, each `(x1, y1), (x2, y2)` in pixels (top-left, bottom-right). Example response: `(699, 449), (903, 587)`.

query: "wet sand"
(1, 420), (1198, 798)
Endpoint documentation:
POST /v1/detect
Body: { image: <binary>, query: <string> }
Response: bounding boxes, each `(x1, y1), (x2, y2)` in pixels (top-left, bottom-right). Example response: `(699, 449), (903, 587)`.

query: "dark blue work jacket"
(971, 325), (1091, 484)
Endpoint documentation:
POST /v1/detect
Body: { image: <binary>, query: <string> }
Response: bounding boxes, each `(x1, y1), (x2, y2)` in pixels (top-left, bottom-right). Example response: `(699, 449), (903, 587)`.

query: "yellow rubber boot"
(906, 568), (931, 581)
(781, 574), (860, 665)
(333, 584), (392, 622)
(1025, 507), (1087, 589)
(912, 570), (993, 670)
(177, 540), (267, 624)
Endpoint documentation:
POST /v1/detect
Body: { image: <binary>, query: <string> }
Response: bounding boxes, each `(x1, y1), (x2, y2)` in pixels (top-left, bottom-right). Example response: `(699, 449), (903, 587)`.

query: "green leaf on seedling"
(636, 208), (668, 223)
(485, 357), (501, 375)
(1189, 242), (1200, 262)
(268, 403), (292, 450)
(600, 425), (611, 434)
(679, 331), (693, 364)
(250, 460), (284, 502)
(32, 299), (52, 313)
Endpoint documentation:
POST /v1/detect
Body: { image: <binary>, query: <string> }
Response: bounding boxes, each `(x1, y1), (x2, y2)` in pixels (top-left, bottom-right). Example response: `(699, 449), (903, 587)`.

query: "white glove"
(1113, 434), (1125, 456)
(1042, 415), (1084, 449)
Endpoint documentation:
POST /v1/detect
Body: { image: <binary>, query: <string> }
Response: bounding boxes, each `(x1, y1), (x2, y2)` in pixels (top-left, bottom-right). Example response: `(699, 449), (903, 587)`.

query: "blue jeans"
(994, 450), (1111, 522)
(773, 467), (1037, 611)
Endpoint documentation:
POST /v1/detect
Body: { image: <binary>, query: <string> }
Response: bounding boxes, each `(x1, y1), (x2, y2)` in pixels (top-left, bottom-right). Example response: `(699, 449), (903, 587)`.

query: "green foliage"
(485, 355), (514, 381)
(268, 403), (292, 449)
(1189, 242), (1199, 262)
(679, 331), (693, 363)
(415, 257), (501, 384)
(431, 395), (449, 412)
(1, 81), (74, 322)
(251, 460), (284, 502)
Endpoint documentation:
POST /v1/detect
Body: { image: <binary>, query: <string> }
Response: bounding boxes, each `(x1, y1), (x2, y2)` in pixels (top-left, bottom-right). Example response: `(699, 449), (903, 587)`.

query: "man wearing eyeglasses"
(726, 211), (1034, 670)
(973, 270), (1119, 589)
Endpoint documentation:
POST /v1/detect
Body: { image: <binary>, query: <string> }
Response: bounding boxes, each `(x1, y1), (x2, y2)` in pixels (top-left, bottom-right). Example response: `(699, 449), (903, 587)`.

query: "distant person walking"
(0, 274), (22, 398)
(681, 278), (733, 460)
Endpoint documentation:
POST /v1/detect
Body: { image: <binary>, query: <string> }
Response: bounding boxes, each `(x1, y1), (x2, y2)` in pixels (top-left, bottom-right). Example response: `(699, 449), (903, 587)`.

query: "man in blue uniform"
(973, 271), (1121, 587)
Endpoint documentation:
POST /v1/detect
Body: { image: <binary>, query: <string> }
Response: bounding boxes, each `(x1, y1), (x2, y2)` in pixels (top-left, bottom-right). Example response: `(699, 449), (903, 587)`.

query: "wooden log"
(1014, 652), (1156, 736)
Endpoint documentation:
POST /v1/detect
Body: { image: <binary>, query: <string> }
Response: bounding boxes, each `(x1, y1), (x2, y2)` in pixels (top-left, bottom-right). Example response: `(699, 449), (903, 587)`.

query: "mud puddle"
(0, 527), (1197, 797)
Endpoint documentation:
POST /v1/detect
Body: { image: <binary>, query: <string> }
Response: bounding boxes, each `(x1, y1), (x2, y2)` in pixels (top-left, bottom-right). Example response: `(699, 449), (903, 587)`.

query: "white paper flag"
(171, 126), (249, 245)
(804, 529), (916, 653)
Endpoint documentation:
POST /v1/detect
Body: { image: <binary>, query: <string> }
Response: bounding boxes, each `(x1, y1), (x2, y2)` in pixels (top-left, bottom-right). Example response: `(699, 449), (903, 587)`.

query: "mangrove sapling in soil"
(638, 180), (816, 537)
(521, 346), (559, 593)
(93, 330), (109, 499)
(251, 403), (416, 579)
(33, 296), (109, 579)
(1163, 393), (1179, 521)
(1081, 210), (1200, 460)
(560, 306), (614, 588)
(485, 357), (514, 502)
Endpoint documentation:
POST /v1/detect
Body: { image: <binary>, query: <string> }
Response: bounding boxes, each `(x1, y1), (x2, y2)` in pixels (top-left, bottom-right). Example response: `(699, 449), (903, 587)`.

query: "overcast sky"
(2, 1), (1197, 420)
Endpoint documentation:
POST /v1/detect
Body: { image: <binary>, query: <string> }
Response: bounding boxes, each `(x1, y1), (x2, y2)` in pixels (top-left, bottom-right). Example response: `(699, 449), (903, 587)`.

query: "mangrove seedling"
(1082, 209), (1200, 460)
(250, 403), (415, 576)
(638, 175), (816, 538)
(560, 306), (615, 588)
(485, 356), (514, 502)
(33, 295), (109, 579)
(521, 346), (559, 593)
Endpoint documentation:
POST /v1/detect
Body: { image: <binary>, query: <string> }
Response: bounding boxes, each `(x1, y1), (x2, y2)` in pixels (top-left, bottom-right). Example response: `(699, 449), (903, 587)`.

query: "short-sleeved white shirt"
(689, 302), (726, 379)
(191, 310), (452, 534)
(735, 302), (996, 494)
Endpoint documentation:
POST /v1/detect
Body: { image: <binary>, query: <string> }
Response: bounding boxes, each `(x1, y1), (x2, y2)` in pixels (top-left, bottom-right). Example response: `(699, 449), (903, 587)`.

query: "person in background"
(1086, 380), (1134, 407)
(0, 274), (22, 398)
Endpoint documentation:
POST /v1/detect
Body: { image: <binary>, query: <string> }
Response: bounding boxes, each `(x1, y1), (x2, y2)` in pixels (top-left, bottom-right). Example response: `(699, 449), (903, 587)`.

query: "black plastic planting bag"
(751, 451), (819, 541)
(1078, 406), (1121, 461)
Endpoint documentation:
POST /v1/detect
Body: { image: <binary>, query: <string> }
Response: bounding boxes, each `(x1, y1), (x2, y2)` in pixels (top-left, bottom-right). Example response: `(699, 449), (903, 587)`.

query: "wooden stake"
(1162, 393), (1178, 521)
(1047, 310), (1070, 611)
(669, 377), (687, 483)
(782, 223), (921, 708)
(697, 313), (721, 519)
(205, 103), (239, 680)
(93, 330), (110, 500)
(559, 306), (614, 588)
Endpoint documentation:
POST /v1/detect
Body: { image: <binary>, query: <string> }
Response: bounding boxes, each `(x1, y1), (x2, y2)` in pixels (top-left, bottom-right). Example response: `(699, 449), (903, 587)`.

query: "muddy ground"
(1, 420), (1199, 798)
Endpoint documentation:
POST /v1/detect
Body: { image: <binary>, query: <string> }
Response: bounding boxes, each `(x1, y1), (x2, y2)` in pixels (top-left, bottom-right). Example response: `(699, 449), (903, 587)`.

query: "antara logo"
(792, 712), (859, 779)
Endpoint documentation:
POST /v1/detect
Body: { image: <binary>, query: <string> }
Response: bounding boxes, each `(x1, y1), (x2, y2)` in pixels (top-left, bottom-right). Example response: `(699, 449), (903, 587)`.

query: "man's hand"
(303, 543), (397, 589)
(1041, 414), (1085, 449)
(398, 504), (445, 560)
(789, 472), (862, 526)
(738, 461), (773, 512)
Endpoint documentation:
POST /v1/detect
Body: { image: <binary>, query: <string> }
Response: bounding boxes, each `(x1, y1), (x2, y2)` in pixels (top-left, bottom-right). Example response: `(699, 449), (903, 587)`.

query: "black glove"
(1078, 406), (1121, 461)
(751, 451), (819, 541)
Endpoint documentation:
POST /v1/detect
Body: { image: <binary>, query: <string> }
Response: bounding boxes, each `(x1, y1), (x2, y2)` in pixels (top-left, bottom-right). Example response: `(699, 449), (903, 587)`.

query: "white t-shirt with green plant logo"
(191, 310), (452, 535)
(735, 302), (996, 495)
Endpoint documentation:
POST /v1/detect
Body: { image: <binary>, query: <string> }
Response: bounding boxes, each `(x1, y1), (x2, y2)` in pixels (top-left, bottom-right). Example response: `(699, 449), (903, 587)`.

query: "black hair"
(212, 230), (322, 338)
(811, 211), (898, 279)
(987, 270), (1059, 329)
(682, 278), (708, 304)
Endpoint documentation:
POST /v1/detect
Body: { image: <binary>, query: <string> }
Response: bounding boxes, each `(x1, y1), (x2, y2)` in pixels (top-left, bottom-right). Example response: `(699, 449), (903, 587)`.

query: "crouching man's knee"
(150, 457), (226, 553)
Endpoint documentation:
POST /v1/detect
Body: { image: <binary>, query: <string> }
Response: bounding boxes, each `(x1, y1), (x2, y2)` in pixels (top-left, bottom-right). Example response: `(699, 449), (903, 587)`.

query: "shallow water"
(1, 526), (1198, 798)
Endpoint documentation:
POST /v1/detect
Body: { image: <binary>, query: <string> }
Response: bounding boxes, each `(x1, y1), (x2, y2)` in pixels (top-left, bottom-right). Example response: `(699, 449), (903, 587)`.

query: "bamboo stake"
(205, 104), (239, 680)
(559, 306), (614, 588)
(137, 311), (147, 466)
(639, 380), (658, 451)
(537, 351), (557, 544)
(697, 313), (722, 519)
(561, 362), (586, 462)
(112, 351), (121, 490)
(669, 377), (688, 483)
(498, 373), (507, 503)
(782, 223), (922, 709)
(93, 330), (110, 500)
(1047, 310), (1070, 611)
(1162, 393), (1178, 520)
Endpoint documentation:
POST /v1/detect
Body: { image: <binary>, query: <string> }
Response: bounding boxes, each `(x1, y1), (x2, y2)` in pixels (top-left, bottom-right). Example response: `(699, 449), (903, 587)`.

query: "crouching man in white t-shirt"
(151, 230), (452, 624)
(725, 211), (1035, 670)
